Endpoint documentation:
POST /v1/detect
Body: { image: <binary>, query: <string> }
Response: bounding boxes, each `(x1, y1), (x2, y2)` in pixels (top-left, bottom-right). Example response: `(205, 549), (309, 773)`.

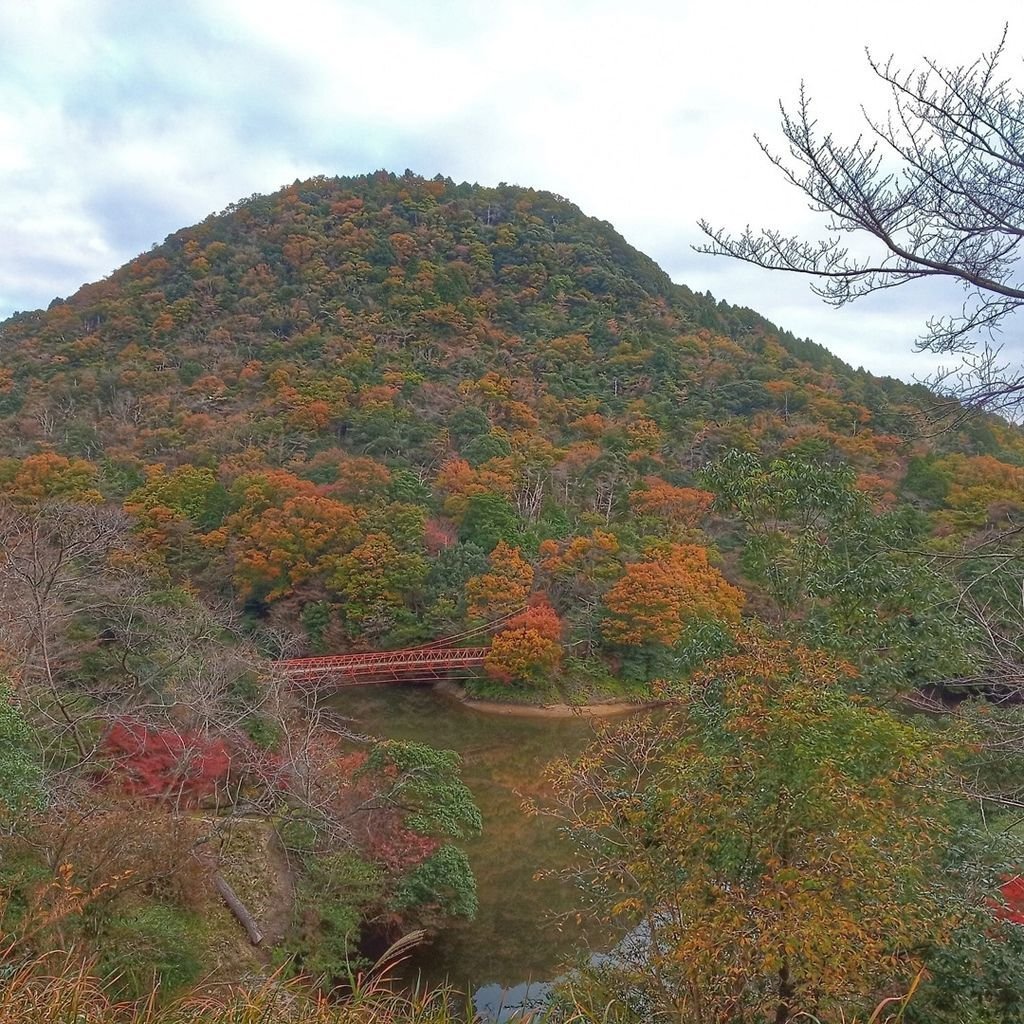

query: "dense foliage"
(2, 171), (1020, 691)
(547, 635), (1022, 1021)
(2, 171), (1024, 1016)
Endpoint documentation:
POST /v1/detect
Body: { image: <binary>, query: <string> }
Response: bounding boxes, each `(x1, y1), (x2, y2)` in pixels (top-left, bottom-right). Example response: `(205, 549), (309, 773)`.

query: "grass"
(461, 664), (653, 708)
(0, 932), (612, 1024)
(0, 936), (473, 1024)
(0, 939), (928, 1024)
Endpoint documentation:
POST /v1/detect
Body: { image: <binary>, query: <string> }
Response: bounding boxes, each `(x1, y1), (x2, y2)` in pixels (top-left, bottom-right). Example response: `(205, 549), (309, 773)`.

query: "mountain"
(5, 170), (1024, 1007)
(1, 170), (1022, 690)
(0, 171), (981, 464)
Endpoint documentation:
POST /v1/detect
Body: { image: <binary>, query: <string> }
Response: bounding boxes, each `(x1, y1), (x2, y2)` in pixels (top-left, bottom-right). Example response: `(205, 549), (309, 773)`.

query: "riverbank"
(326, 683), (607, 992)
(432, 680), (664, 718)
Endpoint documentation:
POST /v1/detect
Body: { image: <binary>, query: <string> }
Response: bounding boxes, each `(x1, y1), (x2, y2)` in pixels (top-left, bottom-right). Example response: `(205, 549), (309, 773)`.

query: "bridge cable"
(402, 606), (528, 650)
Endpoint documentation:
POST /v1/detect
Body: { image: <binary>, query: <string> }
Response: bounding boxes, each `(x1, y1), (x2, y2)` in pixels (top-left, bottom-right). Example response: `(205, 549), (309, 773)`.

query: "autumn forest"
(3, 170), (1024, 1022)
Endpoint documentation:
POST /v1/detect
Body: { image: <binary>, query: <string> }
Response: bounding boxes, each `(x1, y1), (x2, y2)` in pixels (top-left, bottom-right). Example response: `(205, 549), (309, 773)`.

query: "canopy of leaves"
(0, 683), (43, 817)
(361, 740), (482, 840)
(601, 543), (744, 647)
(703, 449), (980, 691)
(548, 636), (990, 1022)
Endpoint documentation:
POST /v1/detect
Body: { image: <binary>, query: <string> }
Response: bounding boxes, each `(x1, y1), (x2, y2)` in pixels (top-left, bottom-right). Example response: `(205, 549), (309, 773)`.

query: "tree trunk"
(775, 960), (794, 1024)
(213, 873), (264, 945)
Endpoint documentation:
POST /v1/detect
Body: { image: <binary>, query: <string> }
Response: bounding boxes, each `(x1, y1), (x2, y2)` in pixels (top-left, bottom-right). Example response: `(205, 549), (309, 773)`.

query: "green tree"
(126, 465), (230, 532)
(903, 455), (952, 505)
(459, 492), (520, 552)
(362, 741), (482, 839)
(393, 844), (477, 920)
(277, 851), (385, 984)
(0, 683), (43, 819)
(908, 917), (1024, 1024)
(448, 405), (492, 444)
(416, 539), (487, 637)
(548, 636), (983, 1023)
(702, 450), (976, 691)
(331, 532), (428, 645)
(462, 431), (512, 467)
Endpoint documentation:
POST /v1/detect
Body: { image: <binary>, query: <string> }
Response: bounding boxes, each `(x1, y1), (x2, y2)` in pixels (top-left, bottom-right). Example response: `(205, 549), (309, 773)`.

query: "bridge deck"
(277, 645), (490, 686)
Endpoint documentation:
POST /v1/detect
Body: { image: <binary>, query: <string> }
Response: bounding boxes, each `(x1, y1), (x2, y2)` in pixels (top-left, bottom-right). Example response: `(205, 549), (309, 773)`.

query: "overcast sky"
(1, 1), (1020, 382)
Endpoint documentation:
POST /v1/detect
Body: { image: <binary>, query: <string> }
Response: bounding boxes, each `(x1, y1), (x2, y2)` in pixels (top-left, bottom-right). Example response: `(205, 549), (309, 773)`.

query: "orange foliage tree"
(226, 494), (362, 600)
(539, 528), (620, 578)
(465, 540), (534, 620)
(937, 453), (1024, 528)
(124, 464), (228, 555)
(434, 456), (517, 521)
(602, 544), (744, 647)
(538, 529), (622, 621)
(222, 469), (318, 522)
(547, 635), (966, 1022)
(630, 476), (714, 533)
(0, 453), (102, 504)
(484, 600), (563, 686)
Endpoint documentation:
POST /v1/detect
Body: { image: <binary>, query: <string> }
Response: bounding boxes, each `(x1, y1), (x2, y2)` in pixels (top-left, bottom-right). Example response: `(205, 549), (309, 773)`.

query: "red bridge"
(277, 645), (491, 687)
(276, 610), (527, 687)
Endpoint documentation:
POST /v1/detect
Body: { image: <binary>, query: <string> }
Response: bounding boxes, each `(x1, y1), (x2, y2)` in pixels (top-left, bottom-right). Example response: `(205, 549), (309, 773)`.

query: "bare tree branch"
(697, 27), (1024, 412)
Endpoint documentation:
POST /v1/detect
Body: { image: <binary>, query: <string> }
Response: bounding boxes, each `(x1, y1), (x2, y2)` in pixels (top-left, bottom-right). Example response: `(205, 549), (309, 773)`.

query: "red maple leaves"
(102, 722), (232, 804)
(997, 875), (1024, 926)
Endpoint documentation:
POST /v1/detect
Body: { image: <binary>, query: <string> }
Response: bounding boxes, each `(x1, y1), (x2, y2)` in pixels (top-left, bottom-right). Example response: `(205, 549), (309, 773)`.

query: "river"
(326, 684), (609, 1017)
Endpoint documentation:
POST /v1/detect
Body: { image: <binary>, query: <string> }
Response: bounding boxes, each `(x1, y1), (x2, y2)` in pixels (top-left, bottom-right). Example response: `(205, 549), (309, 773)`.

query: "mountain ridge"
(0, 170), (1000, 459)
(3, 171), (922, 389)
(1, 170), (1021, 676)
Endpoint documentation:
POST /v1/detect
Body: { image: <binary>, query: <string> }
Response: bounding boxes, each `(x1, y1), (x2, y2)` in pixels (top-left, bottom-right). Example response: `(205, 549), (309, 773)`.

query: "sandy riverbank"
(432, 680), (664, 718)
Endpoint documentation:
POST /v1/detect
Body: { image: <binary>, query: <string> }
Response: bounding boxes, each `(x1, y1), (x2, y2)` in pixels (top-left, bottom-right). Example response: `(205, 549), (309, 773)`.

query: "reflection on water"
(326, 684), (603, 1012)
(473, 981), (554, 1023)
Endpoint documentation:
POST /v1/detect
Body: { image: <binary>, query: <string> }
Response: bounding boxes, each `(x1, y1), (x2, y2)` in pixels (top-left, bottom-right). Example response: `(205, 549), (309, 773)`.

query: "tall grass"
(0, 934), (471, 1024)
(0, 935), (923, 1024)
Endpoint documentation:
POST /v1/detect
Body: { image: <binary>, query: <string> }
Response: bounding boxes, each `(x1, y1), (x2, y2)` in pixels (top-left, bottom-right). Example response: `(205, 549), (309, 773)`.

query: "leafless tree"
(697, 27), (1024, 415)
(914, 519), (1024, 700)
(0, 498), (448, 861)
(0, 501), (295, 801)
(0, 502), (129, 763)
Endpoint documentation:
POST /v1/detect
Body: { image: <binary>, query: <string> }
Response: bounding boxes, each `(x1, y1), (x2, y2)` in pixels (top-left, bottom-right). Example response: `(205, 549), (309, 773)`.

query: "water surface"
(326, 685), (604, 1006)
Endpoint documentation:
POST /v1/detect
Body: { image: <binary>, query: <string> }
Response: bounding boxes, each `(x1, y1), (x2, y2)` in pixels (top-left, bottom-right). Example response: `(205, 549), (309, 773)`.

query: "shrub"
(98, 905), (202, 999)
(392, 845), (477, 920)
(277, 852), (385, 986)
(0, 685), (43, 817)
(102, 722), (231, 804)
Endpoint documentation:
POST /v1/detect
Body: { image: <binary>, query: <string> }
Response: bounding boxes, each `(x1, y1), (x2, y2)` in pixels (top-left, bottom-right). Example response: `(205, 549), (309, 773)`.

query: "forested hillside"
(3, 171), (1024, 1020)
(1, 170), (1021, 686)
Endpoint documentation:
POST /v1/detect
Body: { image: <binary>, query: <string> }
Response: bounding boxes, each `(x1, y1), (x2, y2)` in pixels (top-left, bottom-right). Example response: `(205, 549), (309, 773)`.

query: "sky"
(1, 0), (1020, 384)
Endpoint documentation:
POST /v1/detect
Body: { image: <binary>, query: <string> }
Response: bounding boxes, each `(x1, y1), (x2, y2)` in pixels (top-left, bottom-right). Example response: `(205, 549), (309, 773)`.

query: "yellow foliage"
(602, 544), (744, 646)
(0, 453), (102, 504)
(465, 541), (534, 620)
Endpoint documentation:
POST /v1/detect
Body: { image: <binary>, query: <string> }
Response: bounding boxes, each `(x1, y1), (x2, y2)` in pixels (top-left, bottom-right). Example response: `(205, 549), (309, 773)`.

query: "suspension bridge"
(276, 609), (521, 688)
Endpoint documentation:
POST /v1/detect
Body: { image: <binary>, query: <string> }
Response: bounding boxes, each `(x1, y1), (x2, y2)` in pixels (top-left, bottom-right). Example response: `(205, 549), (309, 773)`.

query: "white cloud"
(0, 0), (1019, 384)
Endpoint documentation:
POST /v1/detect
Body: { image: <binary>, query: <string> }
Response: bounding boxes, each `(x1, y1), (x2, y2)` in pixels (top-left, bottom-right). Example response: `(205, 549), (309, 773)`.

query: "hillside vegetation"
(1, 171), (1021, 686)
(2, 171), (1024, 1020)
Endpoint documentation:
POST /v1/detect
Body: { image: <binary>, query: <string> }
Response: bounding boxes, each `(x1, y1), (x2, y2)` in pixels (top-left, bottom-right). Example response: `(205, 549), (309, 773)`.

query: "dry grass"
(0, 933), (471, 1024)
(0, 932), (923, 1024)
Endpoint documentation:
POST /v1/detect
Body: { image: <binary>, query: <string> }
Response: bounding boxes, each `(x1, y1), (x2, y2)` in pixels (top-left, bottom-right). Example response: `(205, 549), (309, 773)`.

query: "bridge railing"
(277, 645), (491, 685)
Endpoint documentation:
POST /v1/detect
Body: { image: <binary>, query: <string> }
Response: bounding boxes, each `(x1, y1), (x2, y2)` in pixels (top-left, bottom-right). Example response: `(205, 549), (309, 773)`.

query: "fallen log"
(213, 873), (264, 946)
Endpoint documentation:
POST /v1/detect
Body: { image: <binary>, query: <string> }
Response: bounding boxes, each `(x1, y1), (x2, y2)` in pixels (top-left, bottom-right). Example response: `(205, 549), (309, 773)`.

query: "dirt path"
(259, 827), (295, 950)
